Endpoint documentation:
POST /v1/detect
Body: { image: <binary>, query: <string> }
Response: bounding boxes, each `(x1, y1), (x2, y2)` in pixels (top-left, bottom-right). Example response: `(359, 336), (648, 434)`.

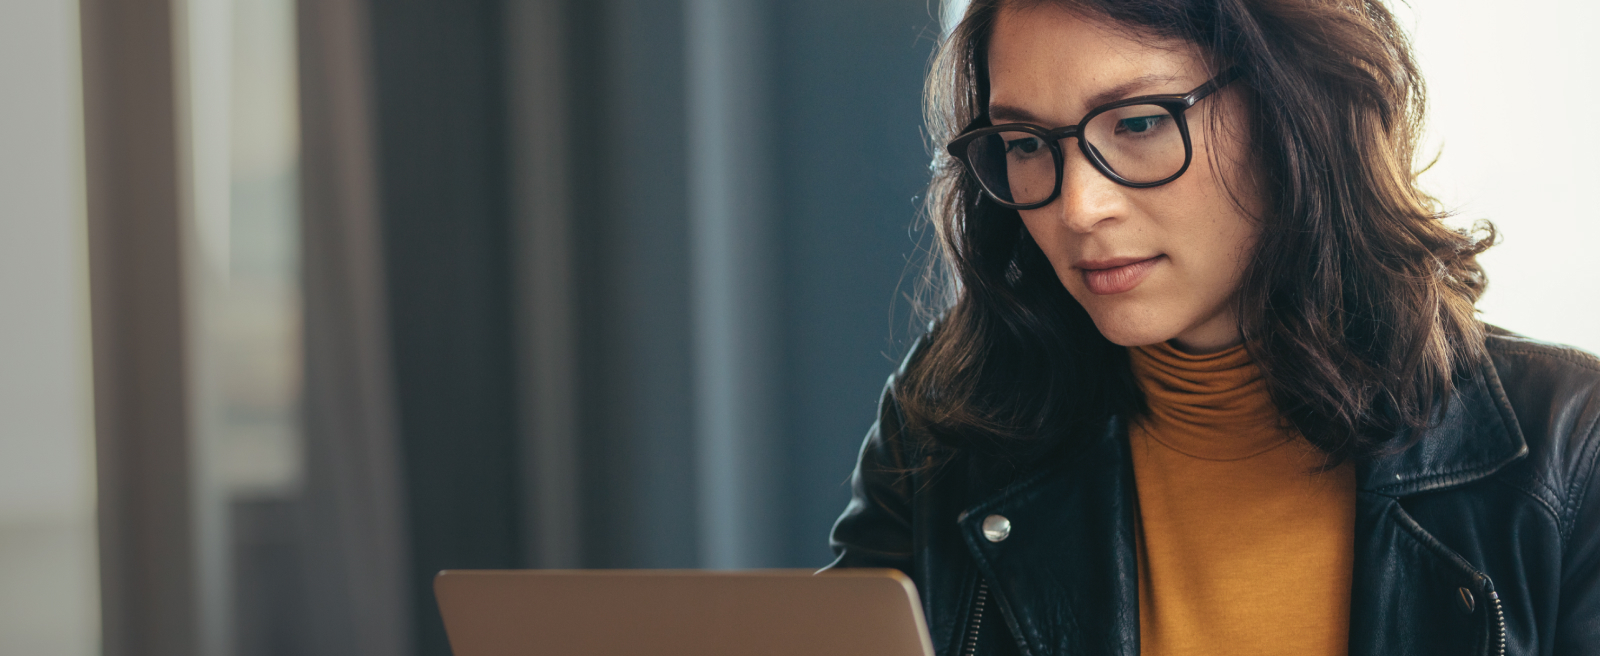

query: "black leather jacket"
(828, 329), (1600, 655)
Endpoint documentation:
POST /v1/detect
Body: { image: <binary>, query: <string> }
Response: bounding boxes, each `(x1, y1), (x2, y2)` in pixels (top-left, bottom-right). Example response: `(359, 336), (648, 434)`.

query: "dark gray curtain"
(510, 0), (940, 577)
(295, 0), (414, 654)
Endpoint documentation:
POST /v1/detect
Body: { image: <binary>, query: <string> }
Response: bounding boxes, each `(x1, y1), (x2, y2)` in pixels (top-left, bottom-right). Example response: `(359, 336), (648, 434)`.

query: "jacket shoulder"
(1484, 327), (1600, 535)
(1485, 328), (1600, 410)
(1487, 327), (1600, 376)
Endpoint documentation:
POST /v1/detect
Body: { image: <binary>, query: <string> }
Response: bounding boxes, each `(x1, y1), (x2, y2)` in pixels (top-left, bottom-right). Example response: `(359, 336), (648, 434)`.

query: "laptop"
(434, 568), (935, 656)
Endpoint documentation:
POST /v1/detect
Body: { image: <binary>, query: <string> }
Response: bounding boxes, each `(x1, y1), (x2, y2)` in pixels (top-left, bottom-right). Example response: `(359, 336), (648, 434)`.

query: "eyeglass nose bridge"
(1044, 125), (1081, 142)
(1043, 125), (1108, 176)
(1042, 124), (1116, 188)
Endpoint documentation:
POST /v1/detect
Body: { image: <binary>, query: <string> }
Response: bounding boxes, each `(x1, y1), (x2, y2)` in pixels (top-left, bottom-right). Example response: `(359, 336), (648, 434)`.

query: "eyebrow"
(988, 73), (1183, 125)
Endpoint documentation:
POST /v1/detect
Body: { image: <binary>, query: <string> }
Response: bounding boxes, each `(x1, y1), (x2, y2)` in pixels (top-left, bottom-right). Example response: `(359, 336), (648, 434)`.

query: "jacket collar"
(1356, 355), (1528, 496)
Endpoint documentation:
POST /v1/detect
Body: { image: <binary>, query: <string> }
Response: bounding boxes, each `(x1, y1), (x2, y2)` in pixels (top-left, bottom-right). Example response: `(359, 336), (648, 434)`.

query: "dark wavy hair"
(899, 0), (1495, 464)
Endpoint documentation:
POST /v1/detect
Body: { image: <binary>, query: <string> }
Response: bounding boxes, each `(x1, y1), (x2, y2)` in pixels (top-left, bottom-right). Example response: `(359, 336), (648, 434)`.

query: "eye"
(1114, 115), (1168, 135)
(1004, 137), (1044, 154)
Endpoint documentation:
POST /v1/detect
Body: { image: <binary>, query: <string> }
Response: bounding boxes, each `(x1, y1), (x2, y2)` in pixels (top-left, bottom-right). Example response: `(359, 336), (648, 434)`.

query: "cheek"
(1154, 181), (1256, 289)
(1016, 211), (1082, 283)
(1187, 218), (1257, 293)
(1159, 127), (1263, 281)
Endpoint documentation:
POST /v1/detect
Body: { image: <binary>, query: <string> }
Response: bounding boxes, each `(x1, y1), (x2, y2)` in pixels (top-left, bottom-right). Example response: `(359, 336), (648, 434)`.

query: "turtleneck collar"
(1128, 340), (1294, 461)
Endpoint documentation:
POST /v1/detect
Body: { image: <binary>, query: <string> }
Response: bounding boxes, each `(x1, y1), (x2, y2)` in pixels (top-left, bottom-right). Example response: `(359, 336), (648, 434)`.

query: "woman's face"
(987, 4), (1263, 353)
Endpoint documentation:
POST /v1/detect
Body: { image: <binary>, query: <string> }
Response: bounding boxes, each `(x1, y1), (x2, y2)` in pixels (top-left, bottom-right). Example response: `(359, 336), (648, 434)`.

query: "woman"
(827, 0), (1600, 654)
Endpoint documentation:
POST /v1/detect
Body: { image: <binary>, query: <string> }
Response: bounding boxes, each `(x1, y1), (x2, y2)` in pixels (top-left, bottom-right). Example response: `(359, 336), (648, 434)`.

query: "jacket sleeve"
(1556, 421), (1600, 654)
(824, 371), (918, 573)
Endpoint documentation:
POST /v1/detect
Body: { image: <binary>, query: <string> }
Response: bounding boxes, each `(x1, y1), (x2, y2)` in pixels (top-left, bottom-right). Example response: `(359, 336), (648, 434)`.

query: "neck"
(1166, 317), (1243, 354)
(1129, 341), (1292, 460)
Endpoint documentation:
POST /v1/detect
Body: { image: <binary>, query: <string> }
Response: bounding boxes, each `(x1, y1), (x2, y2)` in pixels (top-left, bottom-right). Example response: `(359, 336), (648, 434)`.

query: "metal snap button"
(982, 514), (1011, 542)
(1457, 587), (1476, 613)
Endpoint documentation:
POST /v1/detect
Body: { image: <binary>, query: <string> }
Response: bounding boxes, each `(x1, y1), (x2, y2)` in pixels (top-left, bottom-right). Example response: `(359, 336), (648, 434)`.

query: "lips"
(1077, 255), (1163, 295)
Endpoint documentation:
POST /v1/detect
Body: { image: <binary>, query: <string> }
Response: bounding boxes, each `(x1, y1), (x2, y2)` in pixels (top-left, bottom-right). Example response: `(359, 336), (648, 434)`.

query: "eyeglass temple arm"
(1182, 66), (1243, 107)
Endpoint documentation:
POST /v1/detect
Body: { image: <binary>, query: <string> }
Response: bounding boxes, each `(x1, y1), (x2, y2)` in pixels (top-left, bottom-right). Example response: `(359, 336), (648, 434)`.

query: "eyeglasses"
(946, 66), (1242, 210)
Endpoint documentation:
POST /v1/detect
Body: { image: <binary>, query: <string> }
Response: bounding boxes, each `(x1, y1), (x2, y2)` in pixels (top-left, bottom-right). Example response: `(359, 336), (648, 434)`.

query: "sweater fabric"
(1128, 340), (1355, 656)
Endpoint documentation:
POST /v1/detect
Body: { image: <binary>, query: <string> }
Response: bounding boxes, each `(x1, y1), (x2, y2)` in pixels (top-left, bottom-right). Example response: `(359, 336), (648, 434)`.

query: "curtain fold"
(295, 0), (413, 654)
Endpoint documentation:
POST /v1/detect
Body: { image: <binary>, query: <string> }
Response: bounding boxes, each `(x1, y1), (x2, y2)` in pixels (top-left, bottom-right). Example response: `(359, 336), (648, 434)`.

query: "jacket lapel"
(957, 417), (1141, 656)
(1348, 356), (1528, 655)
(1356, 357), (1527, 496)
(1349, 492), (1499, 656)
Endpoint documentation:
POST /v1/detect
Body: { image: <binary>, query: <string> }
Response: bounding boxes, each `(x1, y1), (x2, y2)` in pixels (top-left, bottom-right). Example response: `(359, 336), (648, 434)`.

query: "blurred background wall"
(3, 0), (1596, 655)
(1394, 0), (1600, 350)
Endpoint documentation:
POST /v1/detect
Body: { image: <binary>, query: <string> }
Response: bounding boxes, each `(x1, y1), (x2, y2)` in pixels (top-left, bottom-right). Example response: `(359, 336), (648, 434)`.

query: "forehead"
(986, 4), (1206, 123)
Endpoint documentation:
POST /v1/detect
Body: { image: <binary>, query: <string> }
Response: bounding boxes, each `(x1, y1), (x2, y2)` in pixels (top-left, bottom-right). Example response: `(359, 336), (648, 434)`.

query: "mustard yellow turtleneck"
(1129, 341), (1355, 656)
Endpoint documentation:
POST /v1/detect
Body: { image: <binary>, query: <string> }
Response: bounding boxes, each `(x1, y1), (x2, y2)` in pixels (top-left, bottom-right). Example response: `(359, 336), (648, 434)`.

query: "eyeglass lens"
(964, 103), (1186, 205)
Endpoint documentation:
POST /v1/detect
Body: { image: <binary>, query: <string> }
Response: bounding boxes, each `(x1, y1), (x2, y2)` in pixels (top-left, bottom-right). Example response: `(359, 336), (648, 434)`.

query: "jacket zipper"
(1486, 590), (1506, 656)
(962, 579), (989, 656)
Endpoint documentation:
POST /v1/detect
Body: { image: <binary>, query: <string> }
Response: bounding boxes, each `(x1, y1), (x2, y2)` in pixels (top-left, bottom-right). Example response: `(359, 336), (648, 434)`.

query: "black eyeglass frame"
(946, 66), (1243, 210)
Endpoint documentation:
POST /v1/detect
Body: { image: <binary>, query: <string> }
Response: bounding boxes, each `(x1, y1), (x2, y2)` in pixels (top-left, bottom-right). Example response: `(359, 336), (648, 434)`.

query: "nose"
(1048, 139), (1122, 233)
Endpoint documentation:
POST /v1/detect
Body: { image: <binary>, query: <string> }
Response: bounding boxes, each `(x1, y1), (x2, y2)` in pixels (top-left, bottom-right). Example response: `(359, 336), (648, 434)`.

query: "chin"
(1087, 316), (1180, 348)
(1079, 303), (1185, 348)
